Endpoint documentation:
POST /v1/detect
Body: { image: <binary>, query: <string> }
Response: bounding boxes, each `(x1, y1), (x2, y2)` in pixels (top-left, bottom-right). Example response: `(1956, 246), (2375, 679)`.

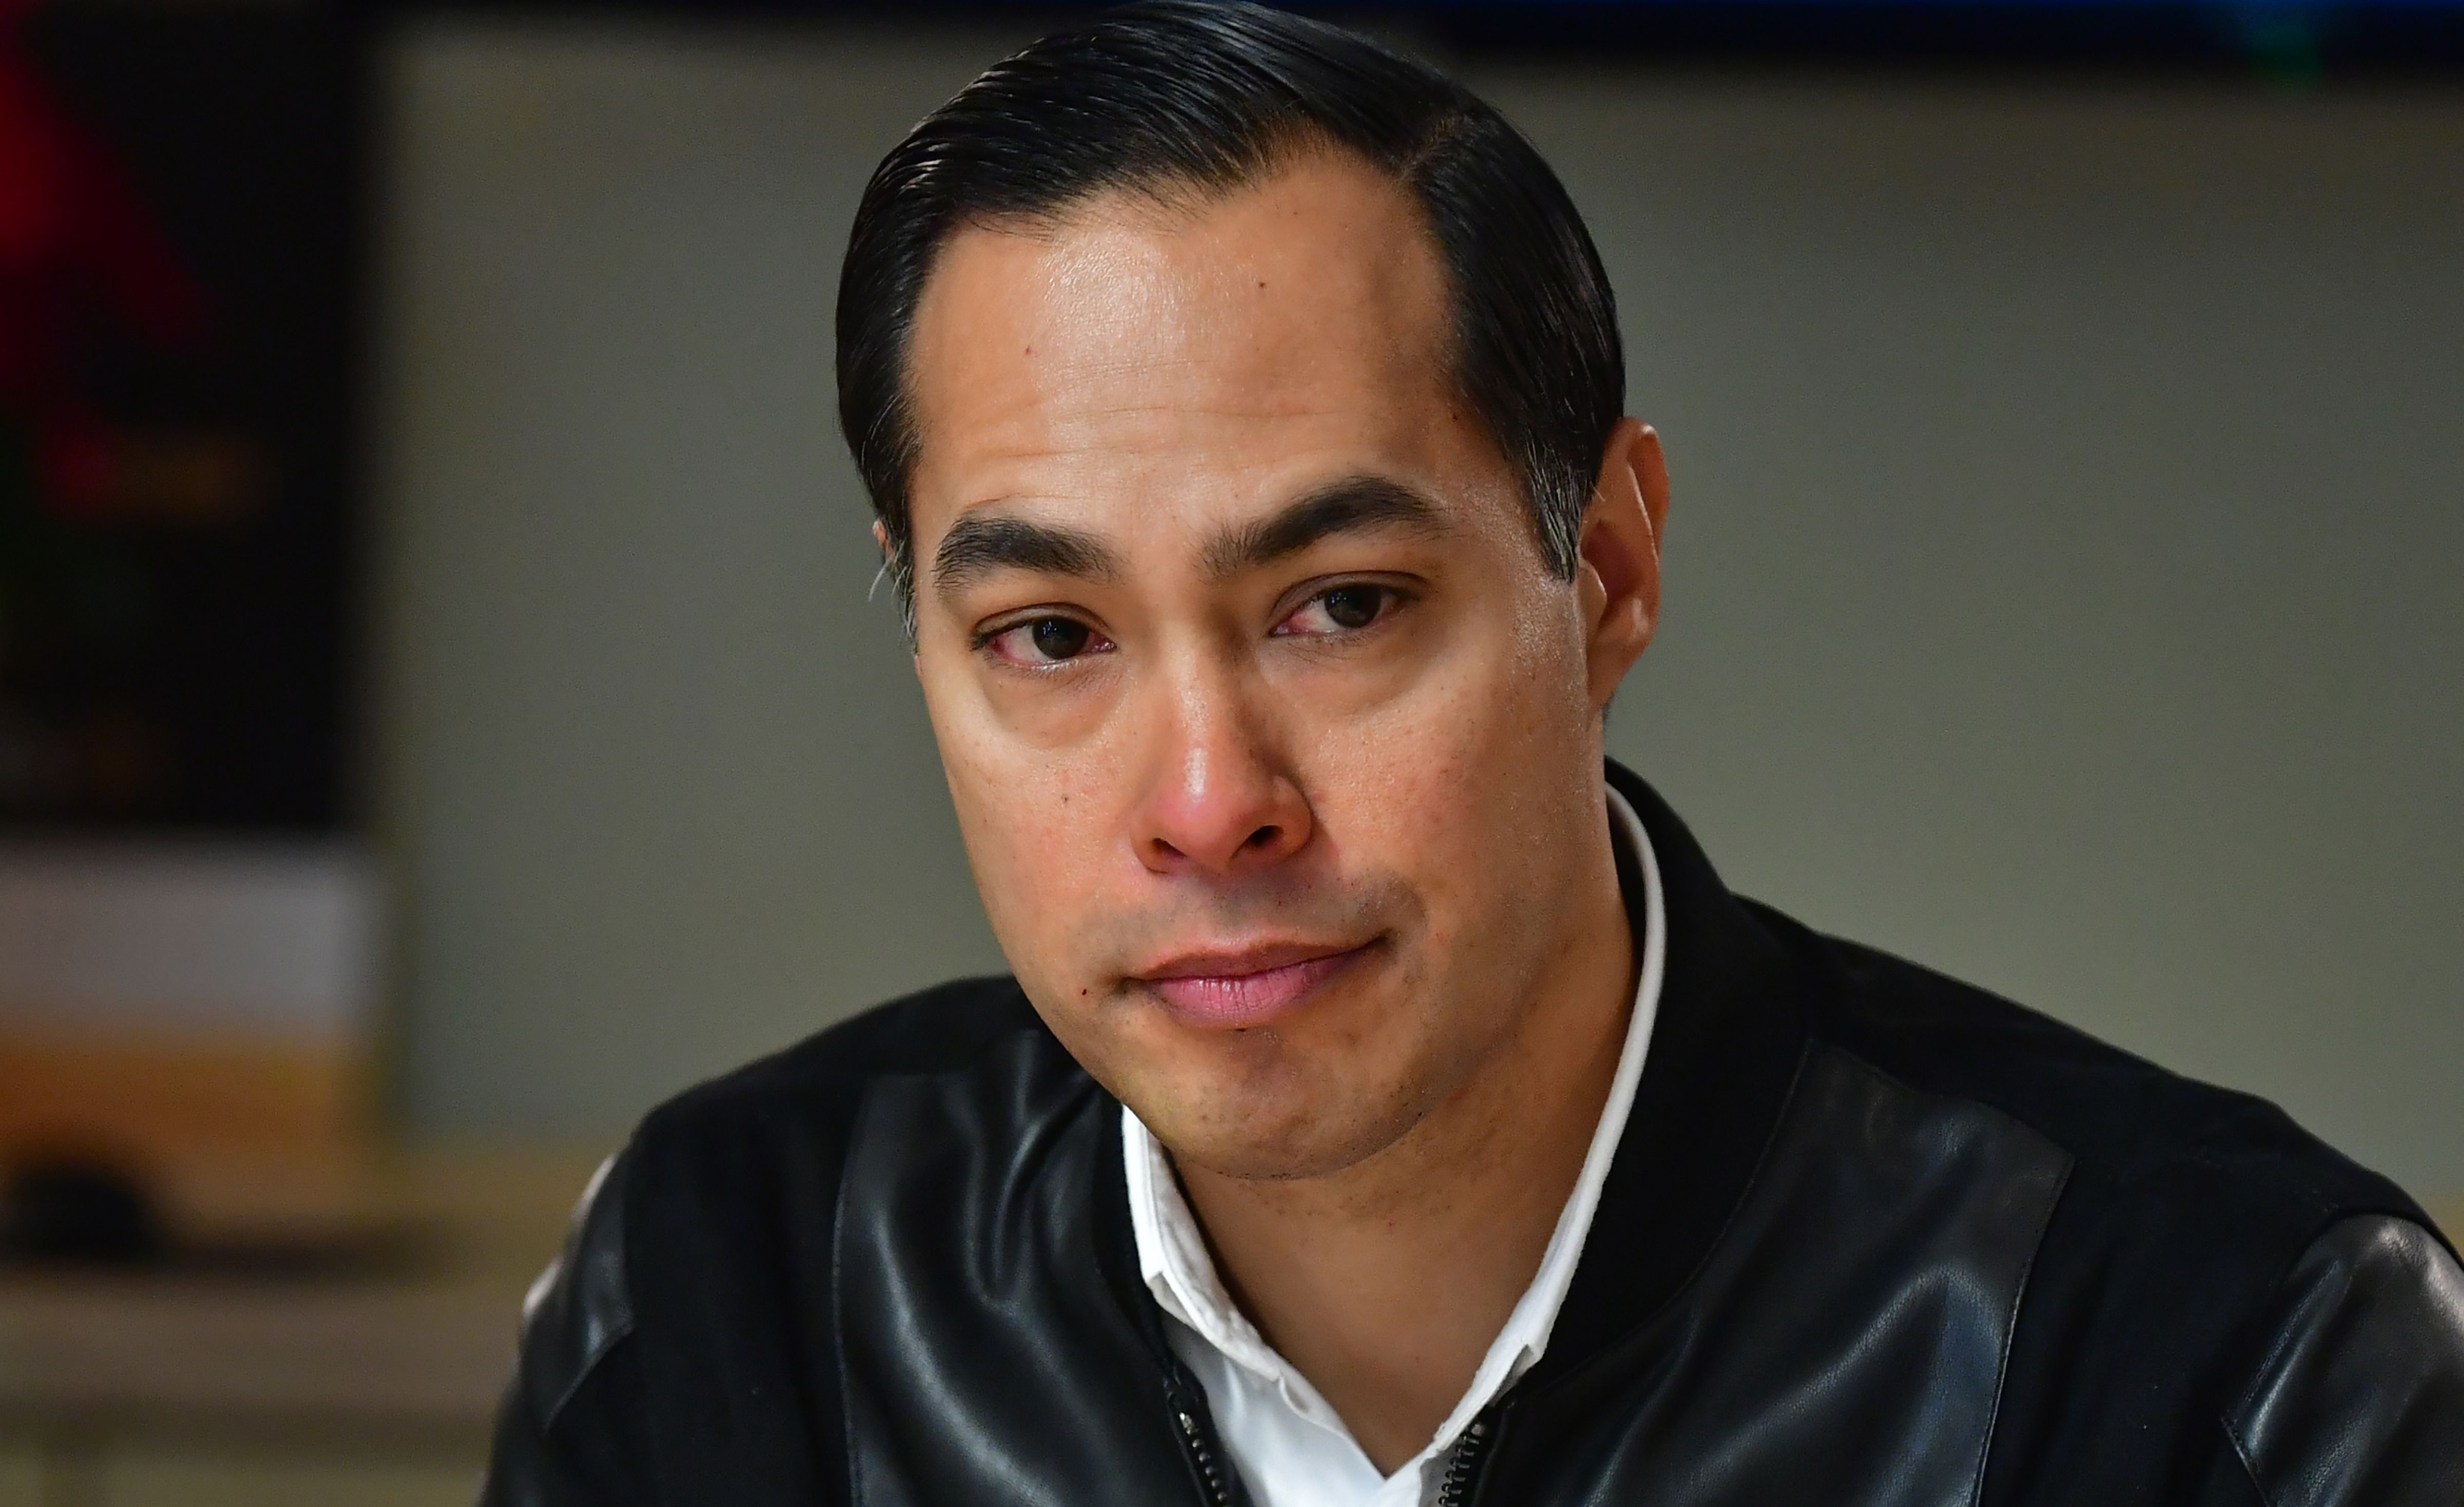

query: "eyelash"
(971, 580), (1413, 670)
(1270, 580), (1412, 638)
(972, 614), (1115, 669)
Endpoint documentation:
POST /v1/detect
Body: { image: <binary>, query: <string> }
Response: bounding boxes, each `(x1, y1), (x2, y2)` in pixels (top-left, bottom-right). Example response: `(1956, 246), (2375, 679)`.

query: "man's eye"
(1274, 583), (1402, 637)
(984, 616), (1110, 666)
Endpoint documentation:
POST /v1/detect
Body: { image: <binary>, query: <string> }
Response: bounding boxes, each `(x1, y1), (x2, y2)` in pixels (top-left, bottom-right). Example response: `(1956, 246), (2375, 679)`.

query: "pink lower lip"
(1141, 946), (1370, 1028)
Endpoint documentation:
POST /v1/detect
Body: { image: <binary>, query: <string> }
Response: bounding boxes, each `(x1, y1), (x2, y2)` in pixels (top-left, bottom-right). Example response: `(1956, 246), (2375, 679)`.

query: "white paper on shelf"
(0, 843), (381, 1040)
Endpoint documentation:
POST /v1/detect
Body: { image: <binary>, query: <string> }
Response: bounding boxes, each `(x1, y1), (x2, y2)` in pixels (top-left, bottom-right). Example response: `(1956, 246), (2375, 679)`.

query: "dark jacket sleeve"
(481, 1151), (655, 1507)
(2220, 1214), (2464, 1506)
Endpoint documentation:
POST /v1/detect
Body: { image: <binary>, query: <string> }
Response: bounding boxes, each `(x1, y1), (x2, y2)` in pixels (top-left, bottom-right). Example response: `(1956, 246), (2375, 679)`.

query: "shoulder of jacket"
(512, 975), (1052, 1429)
(1771, 915), (2421, 1238)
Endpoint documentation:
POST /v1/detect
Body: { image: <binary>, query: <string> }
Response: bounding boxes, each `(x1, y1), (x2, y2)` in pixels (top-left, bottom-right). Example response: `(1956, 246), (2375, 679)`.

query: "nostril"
(1244, 825), (1280, 851)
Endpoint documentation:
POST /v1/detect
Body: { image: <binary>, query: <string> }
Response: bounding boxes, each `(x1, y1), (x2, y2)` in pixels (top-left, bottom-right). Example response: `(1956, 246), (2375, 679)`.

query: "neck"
(1173, 816), (1635, 1474)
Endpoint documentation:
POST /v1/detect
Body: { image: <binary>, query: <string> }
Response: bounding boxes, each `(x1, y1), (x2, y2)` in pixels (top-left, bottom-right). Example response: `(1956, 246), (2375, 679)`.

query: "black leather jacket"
(487, 766), (2464, 1506)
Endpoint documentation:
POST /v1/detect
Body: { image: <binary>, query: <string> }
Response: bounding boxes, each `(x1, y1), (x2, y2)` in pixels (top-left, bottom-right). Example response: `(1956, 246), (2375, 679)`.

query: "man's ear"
(1576, 418), (1669, 712)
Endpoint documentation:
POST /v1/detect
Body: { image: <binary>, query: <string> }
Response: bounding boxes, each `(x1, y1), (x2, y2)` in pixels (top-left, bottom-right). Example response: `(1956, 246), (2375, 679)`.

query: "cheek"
(937, 730), (1188, 1064)
(932, 696), (1098, 964)
(1314, 592), (1585, 823)
(1300, 594), (1593, 947)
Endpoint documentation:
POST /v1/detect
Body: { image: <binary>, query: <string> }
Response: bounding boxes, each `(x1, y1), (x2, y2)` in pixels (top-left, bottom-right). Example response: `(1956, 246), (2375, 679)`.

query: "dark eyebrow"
(931, 511), (1125, 598)
(1199, 475), (1451, 581)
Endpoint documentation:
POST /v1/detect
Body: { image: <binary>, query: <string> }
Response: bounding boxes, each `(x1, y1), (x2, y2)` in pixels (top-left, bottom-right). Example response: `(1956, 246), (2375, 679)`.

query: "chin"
(1140, 1051), (1431, 1183)
(1168, 1121), (1382, 1183)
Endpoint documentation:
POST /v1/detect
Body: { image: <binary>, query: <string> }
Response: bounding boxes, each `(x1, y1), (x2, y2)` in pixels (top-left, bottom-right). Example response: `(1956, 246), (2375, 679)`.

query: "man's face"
(901, 151), (1637, 1180)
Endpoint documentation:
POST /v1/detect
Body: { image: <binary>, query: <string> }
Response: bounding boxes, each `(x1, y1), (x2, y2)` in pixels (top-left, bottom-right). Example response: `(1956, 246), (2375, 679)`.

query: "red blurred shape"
(0, 0), (210, 514)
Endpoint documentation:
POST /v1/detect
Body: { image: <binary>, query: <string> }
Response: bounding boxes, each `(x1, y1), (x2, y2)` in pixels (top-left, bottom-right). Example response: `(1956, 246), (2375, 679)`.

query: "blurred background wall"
(372, 20), (2464, 1199)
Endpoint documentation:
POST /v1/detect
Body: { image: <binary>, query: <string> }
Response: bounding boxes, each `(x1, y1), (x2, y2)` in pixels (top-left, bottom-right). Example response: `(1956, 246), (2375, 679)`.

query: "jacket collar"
(1536, 761), (1818, 1380)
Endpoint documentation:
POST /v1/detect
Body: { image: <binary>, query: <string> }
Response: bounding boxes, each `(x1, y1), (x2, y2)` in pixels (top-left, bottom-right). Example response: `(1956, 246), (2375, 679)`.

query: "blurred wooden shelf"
(0, 1147), (603, 1475)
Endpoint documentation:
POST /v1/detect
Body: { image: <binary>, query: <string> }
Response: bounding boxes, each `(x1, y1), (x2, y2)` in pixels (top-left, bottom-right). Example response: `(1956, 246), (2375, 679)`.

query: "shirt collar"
(1121, 785), (1668, 1474)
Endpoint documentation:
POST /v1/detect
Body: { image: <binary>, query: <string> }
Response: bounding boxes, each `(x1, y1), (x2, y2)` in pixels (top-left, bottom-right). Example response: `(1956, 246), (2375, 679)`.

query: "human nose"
(1129, 674), (1312, 879)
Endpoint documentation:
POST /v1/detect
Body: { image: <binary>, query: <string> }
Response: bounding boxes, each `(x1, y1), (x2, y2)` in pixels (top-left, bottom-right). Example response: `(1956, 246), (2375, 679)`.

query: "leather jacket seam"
(829, 1023), (1055, 1507)
(2221, 1411), (2282, 1507)
(2213, 1209), (2385, 1490)
(1965, 1151), (2073, 1504)
(2212, 1211), (2459, 1507)
(1811, 1040), (2078, 1507)
(2224, 1236), (2320, 1439)
(1515, 1035), (1818, 1403)
(1652, 1034), (1818, 1327)
(537, 1148), (640, 1433)
(834, 1075), (880, 1507)
(544, 1318), (637, 1432)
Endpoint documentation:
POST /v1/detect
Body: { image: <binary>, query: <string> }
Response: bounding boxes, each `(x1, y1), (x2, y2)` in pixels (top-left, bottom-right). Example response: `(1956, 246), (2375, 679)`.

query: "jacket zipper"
(1168, 1385), (1500, 1507)
(1172, 1398), (1237, 1507)
(1434, 1410), (1499, 1507)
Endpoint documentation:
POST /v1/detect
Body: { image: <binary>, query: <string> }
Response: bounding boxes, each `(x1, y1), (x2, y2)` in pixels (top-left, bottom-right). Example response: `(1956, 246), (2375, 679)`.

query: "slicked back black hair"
(836, 1), (1624, 622)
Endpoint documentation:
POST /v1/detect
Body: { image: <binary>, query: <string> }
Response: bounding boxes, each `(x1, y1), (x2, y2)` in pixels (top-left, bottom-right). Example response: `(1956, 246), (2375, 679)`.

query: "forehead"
(902, 151), (1477, 526)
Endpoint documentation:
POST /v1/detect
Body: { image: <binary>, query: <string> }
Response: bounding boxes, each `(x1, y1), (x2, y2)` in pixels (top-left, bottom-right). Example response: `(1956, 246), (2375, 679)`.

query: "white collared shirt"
(1122, 789), (1667, 1507)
